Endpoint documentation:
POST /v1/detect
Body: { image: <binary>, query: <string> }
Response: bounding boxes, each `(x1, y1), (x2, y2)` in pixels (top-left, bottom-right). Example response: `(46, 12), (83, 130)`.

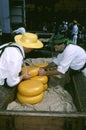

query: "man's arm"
(46, 69), (62, 76)
(43, 62), (57, 70)
(39, 67), (63, 76)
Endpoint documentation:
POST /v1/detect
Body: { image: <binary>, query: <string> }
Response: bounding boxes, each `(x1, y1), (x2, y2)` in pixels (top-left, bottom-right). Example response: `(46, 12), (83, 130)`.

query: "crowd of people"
(42, 19), (86, 47)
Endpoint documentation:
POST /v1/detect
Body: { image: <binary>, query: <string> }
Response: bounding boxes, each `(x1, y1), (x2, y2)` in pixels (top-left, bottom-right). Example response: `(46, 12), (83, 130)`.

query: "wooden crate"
(0, 73), (86, 130)
(0, 111), (86, 130)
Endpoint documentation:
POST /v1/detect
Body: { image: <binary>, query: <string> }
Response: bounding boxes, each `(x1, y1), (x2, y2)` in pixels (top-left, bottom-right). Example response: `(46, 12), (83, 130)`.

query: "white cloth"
(72, 25), (78, 44)
(53, 44), (86, 76)
(72, 34), (78, 45)
(81, 68), (86, 77)
(0, 43), (25, 87)
(72, 25), (78, 35)
(13, 27), (25, 34)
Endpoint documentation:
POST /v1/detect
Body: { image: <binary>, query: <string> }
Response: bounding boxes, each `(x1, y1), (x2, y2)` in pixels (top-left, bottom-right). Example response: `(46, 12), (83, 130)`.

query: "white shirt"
(0, 43), (25, 87)
(53, 44), (86, 75)
(72, 24), (78, 35)
(13, 27), (25, 34)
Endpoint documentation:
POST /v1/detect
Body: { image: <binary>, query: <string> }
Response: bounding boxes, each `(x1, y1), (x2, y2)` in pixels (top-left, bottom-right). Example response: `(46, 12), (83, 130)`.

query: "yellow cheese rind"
(34, 63), (48, 67)
(31, 76), (48, 84)
(43, 83), (48, 90)
(18, 80), (44, 97)
(21, 66), (39, 77)
(17, 92), (44, 104)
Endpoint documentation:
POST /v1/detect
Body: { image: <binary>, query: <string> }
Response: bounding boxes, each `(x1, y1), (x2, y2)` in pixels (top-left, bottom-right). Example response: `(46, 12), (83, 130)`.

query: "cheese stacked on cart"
(17, 63), (48, 104)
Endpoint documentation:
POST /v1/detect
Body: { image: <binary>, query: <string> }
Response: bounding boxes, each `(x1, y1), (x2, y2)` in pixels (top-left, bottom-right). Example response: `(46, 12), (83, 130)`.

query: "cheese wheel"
(18, 80), (44, 97)
(21, 66), (39, 77)
(43, 83), (48, 90)
(17, 92), (44, 104)
(31, 76), (48, 84)
(34, 63), (48, 68)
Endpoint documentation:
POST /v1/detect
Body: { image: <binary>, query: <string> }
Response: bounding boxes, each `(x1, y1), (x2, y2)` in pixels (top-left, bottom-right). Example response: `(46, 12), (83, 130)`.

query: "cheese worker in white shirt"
(39, 36), (86, 77)
(0, 33), (43, 87)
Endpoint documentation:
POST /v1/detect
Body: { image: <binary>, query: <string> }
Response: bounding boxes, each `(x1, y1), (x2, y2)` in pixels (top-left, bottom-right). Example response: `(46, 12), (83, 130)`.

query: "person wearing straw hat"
(0, 32), (43, 87)
(38, 36), (86, 78)
(71, 20), (79, 45)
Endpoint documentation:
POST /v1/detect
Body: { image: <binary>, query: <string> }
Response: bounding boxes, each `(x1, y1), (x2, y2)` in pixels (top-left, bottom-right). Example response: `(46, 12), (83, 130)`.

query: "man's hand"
(20, 71), (32, 81)
(38, 68), (47, 76)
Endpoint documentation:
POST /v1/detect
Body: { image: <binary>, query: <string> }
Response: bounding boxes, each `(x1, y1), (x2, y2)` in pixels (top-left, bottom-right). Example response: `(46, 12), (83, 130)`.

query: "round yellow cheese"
(31, 76), (48, 84)
(17, 92), (44, 104)
(34, 63), (48, 68)
(18, 80), (44, 97)
(21, 66), (39, 77)
(43, 83), (48, 90)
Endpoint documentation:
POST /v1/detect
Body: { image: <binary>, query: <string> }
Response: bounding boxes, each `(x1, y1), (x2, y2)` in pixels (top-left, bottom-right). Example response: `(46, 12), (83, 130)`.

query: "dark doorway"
(26, 0), (86, 32)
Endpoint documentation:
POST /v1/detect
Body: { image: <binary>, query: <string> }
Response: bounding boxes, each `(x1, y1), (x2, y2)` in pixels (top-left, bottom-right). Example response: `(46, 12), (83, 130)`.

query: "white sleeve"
(6, 48), (23, 87)
(53, 54), (63, 65)
(53, 48), (75, 74)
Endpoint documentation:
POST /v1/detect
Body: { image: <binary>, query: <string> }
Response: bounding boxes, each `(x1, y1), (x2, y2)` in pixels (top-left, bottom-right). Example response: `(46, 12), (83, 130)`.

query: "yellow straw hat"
(14, 32), (43, 48)
(73, 20), (77, 24)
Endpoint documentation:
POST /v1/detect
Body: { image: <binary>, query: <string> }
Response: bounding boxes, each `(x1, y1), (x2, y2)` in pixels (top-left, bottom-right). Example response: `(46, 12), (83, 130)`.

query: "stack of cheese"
(17, 63), (48, 104)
